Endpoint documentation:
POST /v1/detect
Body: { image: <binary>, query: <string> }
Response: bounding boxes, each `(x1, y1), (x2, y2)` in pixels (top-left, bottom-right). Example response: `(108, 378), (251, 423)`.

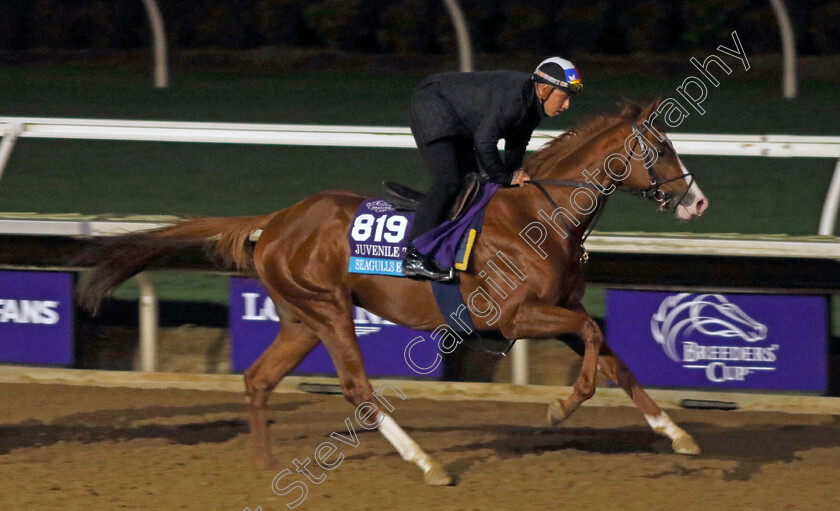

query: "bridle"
(628, 119), (695, 212)
(526, 119), (696, 262)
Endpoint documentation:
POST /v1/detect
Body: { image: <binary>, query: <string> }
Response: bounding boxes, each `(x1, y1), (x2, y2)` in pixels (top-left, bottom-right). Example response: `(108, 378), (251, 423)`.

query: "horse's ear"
(637, 97), (662, 125)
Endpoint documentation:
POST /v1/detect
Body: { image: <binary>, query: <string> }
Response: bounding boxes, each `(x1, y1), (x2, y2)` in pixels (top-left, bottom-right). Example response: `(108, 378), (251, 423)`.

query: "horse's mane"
(523, 102), (645, 179)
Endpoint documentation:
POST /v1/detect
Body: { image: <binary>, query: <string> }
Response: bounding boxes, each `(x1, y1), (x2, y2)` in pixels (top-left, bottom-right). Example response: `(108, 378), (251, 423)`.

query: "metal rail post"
(442, 0), (473, 72)
(819, 158), (840, 235)
(510, 339), (529, 385)
(141, 0), (169, 88)
(0, 121), (22, 185)
(768, 0), (797, 99)
(134, 273), (158, 372)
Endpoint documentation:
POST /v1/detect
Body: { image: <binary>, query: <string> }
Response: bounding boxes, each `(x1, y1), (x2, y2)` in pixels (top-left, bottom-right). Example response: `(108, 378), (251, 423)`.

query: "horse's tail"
(75, 214), (275, 314)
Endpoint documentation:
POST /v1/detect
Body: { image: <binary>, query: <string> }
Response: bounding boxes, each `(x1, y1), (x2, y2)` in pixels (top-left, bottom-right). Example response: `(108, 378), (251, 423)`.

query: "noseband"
(628, 119), (695, 212)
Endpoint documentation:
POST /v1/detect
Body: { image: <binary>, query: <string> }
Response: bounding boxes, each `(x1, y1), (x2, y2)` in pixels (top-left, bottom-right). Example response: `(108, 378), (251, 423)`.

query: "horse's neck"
(546, 148), (614, 204)
(528, 139), (619, 246)
(553, 130), (622, 187)
(499, 121), (628, 254)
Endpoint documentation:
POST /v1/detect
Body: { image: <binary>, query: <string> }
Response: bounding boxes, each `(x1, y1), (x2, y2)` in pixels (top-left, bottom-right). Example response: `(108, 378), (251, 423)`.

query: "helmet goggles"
(533, 69), (583, 94)
(533, 57), (583, 94)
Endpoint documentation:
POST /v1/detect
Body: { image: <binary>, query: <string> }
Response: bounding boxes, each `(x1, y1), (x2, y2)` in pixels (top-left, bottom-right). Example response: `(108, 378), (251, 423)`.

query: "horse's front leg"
(505, 302), (603, 423)
(562, 301), (700, 455)
(597, 342), (700, 455)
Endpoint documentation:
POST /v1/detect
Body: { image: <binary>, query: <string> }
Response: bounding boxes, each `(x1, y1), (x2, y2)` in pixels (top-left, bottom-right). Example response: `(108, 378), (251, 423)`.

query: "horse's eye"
(657, 149), (665, 156)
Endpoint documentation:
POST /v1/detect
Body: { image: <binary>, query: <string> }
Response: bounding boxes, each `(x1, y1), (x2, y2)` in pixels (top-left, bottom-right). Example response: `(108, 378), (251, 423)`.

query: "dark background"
(0, 0), (838, 56)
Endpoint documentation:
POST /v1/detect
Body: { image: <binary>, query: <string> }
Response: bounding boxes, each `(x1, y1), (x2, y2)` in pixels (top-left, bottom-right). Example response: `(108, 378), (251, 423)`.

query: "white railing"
(1, 116), (839, 155)
(6, 217), (840, 258)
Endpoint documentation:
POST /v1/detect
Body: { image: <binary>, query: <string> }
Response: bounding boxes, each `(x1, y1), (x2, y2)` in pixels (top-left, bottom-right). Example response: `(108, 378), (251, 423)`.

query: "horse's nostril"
(696, 199), (708, 215)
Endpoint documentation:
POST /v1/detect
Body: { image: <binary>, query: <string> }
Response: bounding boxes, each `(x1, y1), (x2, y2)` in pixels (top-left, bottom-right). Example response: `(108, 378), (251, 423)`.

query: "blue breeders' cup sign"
(230, 277), (441, 377)
(0, 271), (73, 365)
(348, 198), (415, 277)
(606, 291), (827, 392)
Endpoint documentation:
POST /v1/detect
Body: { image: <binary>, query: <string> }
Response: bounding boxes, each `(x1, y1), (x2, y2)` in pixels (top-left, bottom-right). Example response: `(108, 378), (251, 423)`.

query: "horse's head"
(525, 100), (708, 221)
(618, 99), (708, 220)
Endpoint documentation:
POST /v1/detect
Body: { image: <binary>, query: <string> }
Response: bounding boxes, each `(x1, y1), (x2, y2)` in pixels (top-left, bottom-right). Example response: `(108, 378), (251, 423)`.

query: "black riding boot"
(401, 244), (454, 281)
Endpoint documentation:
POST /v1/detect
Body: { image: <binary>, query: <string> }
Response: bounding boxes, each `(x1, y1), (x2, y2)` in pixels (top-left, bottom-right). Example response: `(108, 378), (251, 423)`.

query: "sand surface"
(1, 382), (838, 511)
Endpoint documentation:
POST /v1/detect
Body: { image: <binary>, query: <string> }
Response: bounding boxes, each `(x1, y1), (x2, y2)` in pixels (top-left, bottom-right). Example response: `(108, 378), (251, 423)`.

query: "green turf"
(111, 272), (231, 304)
(2, 62), (837, 223)
(2, 141), (833, 235)
(2, 63), (839, 132)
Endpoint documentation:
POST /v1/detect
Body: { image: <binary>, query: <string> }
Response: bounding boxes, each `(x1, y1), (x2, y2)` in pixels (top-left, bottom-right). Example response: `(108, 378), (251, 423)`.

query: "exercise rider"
(401, 57), (582, 281)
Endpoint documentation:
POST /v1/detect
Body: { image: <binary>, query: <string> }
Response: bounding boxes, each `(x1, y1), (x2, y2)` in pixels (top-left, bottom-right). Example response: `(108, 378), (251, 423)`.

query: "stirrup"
(401, 254), (454, 282)
(402, 264), (454, 282)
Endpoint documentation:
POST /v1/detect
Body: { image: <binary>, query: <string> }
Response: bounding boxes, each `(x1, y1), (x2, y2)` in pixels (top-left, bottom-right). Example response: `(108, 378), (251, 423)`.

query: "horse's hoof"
(423, 463), (454, 486)
(547, 399), (568, 426)
(672, 435), (701, 456)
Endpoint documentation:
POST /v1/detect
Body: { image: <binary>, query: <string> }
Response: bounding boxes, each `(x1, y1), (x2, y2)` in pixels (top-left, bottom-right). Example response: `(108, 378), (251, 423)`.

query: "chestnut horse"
(77, 99), (708, 486)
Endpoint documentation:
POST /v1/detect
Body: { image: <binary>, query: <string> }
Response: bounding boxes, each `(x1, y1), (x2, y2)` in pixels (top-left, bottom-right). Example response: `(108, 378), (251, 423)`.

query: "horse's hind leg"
(596, 341), (700, 455)
(245, 317), (320, 469)
(296, 300), (452, 486)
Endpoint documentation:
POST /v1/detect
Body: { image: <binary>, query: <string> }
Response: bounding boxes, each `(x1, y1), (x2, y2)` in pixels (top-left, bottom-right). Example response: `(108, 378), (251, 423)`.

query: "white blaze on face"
(674, 156), (708, 220)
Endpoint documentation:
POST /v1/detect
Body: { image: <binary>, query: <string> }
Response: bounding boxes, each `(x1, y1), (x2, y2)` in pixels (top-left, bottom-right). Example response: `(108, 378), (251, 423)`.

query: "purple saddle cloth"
(413, 182), (499, 270)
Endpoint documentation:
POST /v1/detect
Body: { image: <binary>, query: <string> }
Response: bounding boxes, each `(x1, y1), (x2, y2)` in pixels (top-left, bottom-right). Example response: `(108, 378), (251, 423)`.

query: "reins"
(525, 119), (696, 263)
(525, 179), (606, 263)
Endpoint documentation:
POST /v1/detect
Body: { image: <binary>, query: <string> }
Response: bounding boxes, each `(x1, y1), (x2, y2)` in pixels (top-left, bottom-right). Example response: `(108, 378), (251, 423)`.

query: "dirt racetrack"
(1, 381), (839, 511)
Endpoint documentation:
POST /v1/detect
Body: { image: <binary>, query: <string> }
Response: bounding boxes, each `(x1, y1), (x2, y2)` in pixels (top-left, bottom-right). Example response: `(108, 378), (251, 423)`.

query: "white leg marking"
(378, 413), (452, 484)
(644, 412), (684, 440)
(377, 413), (433, 472)
(645, 412), (701, 455)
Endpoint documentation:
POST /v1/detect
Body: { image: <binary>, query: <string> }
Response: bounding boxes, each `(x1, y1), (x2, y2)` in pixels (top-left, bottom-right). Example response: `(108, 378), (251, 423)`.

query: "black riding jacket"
(409, 70), (544, 185)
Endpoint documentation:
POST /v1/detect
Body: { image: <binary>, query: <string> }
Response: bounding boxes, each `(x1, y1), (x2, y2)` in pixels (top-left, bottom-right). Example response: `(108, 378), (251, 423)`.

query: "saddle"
(382, 172), (483, 222)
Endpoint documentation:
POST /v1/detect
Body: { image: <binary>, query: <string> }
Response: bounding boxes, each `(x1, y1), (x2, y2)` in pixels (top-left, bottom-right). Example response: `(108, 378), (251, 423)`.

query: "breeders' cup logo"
(651, 294), (767, 360)
(650, 294), (777, 383)
(366, 199), (394, 213)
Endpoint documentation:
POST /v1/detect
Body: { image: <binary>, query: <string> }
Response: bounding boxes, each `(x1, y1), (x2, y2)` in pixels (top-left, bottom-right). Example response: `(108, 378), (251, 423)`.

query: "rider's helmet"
(532, 57), (582, 94)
